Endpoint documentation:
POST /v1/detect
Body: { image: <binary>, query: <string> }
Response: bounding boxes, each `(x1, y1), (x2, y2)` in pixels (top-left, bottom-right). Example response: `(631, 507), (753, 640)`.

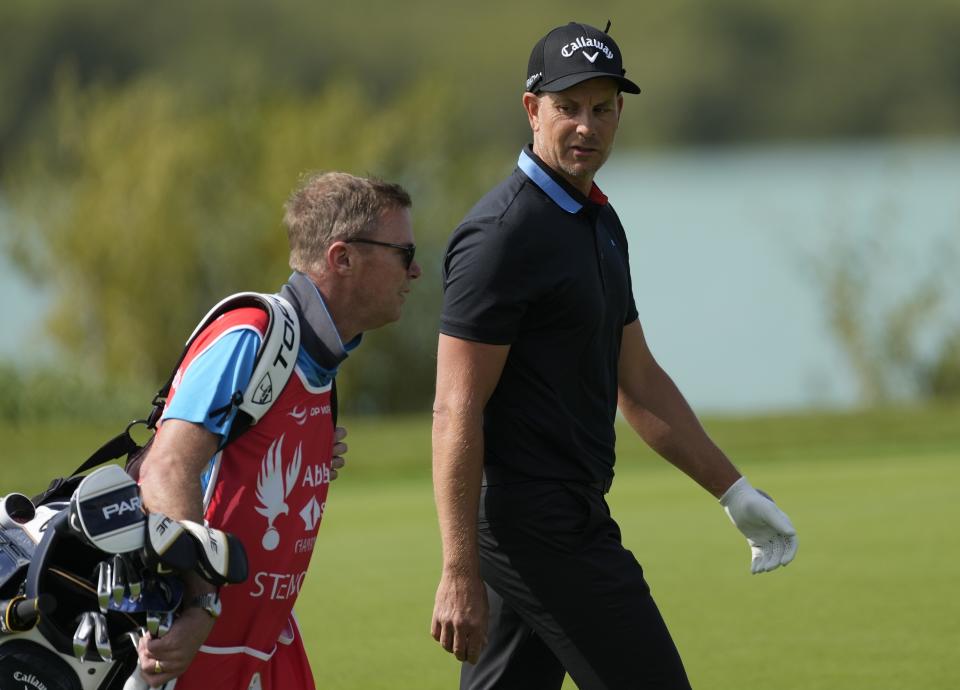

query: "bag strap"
(151, 292), (300, 432)
(69, 292), (302, 478)
(70, 421), (145, 477)
(231, 294), (299, 425)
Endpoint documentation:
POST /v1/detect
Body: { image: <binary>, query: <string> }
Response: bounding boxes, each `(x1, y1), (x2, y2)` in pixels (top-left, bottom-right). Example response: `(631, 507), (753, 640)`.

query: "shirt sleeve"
(440, 220), (541, 345)
(162, 328), (263, 439)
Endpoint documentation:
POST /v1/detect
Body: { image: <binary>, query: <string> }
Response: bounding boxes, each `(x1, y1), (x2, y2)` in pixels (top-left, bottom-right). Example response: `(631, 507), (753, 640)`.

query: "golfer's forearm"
(432, 408), (484, 574)
(619, 372), (740, 498)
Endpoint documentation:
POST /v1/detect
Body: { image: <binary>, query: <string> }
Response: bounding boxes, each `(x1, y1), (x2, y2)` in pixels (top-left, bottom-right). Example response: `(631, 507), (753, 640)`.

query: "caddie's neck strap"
(279, 271), (358, 371)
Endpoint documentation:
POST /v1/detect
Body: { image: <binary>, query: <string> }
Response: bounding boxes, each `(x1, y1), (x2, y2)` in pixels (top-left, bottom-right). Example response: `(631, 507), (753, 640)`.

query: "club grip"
(1, 594), (56, 633)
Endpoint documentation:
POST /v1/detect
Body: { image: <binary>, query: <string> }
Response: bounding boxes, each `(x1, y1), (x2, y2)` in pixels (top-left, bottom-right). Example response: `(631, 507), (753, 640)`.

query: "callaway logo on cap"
(525, 21), (640, 95)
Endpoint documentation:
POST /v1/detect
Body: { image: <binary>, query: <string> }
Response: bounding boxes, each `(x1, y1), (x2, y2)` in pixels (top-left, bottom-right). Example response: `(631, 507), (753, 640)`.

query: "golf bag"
(0, 465), (248, 690)
(0, 292), (303, 689)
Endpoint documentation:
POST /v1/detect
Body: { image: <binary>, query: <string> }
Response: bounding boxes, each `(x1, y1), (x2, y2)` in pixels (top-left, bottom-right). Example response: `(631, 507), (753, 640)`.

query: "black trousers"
(460, 480), (692, 690)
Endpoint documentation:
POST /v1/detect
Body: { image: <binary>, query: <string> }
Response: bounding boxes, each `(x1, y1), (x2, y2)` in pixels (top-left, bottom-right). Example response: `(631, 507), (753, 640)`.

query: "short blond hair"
(284, 172), (411, 273)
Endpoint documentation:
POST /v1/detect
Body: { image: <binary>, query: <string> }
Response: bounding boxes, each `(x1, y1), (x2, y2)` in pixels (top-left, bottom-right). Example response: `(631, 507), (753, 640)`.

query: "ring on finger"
(154, 660), (164, 674)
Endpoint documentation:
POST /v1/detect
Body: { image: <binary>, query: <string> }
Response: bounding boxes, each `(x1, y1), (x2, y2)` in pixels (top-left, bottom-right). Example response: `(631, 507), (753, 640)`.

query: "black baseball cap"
(525, 22), (640, 95)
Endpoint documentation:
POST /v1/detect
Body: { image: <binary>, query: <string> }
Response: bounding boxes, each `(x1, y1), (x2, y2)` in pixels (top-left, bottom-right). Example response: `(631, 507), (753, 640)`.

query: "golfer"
(430, 21), (797, 689)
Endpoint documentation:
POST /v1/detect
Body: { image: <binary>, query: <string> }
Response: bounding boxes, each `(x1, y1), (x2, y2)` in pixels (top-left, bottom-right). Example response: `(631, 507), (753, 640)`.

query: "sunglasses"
(346, 239), (416, 269)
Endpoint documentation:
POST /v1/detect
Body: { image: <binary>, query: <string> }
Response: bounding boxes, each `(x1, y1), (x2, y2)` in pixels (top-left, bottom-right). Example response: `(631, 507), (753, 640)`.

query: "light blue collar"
(517, 148), (583, 214)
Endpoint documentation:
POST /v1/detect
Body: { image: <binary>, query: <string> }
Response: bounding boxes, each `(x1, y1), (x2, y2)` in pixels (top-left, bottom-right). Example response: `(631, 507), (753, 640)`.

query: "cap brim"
(536, 72), (641, 95)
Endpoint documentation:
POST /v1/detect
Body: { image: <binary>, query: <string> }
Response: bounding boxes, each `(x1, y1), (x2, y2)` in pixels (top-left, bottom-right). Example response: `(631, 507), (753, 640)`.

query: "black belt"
(482, 465), (613, 495)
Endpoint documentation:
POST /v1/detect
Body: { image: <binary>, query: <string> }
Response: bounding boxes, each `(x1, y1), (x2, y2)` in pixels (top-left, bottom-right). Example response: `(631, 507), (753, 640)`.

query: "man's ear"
(327, 241), (352, 274)
(617, 93), (624, 122)
(522, 92), (541, 132)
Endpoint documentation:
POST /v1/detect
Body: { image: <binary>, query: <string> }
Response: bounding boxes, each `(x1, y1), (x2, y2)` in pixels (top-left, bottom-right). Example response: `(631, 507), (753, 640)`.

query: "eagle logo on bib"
(255, 435), (302, 550)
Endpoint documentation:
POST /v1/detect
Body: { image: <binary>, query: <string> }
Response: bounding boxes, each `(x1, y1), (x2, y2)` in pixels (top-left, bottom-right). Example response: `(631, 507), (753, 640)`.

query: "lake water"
(2, 139), (958, 412)
(0, 211), (54, 362)
(597, 138), (959, 412)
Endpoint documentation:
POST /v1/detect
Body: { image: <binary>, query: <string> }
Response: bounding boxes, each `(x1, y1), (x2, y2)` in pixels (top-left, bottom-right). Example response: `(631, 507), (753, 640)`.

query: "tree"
(7, 72), (503, 413)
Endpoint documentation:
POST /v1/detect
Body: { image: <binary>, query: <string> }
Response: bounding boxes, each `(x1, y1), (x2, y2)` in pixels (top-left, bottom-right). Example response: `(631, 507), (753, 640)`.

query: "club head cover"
(142, 512), (198, 573)
(68, 465), (145, 554)
(179, 520), (248, 586)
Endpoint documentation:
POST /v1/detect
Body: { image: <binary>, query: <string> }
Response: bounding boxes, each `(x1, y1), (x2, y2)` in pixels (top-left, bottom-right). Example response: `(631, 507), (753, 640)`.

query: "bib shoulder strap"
(235, 293), (300, 424)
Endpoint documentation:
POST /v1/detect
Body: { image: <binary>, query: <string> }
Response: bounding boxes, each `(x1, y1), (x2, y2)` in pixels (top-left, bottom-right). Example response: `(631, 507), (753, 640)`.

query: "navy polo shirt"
(440, 146), (639, 484)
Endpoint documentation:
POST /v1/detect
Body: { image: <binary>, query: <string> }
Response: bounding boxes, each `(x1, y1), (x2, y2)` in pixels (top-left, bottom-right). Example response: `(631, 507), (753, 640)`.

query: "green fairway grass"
(2, 404), (958, 688)
(305, 405), (960, 689)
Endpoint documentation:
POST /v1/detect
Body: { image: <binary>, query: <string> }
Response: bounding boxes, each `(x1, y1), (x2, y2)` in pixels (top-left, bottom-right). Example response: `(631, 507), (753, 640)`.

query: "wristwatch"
(188, 593), (222, 620)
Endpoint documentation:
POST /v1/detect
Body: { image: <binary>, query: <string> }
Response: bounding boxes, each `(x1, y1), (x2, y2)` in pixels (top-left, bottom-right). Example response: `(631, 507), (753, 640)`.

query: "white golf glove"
(719, 476), (798, 574)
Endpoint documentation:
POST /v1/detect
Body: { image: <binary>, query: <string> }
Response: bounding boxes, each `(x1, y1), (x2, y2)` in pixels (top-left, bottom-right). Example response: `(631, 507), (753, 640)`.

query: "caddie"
(135, 172), (421, 688)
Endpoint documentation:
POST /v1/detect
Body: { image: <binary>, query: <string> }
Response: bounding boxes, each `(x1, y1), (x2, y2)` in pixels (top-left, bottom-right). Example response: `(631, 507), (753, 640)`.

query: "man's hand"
(720, 476), (798, 574)
(137, 607), (215, 687)
(330, 426), (348, 481)
(431, 570), (489, 664)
